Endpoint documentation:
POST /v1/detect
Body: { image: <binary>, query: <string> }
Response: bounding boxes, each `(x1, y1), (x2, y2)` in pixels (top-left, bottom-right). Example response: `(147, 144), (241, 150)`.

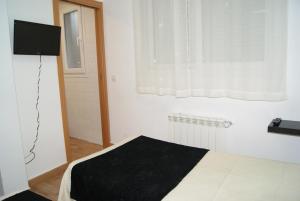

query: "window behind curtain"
(133, 0), (287, 101)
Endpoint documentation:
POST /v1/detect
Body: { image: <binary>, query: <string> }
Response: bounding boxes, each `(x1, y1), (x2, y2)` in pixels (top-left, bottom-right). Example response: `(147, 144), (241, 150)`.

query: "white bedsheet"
(58, 136), (300, 201)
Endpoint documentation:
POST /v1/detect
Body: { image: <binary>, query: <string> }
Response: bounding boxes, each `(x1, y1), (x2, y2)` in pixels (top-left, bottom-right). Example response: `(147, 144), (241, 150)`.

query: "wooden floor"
(31, 137), (103, 201)
(70, 137), (103, 161)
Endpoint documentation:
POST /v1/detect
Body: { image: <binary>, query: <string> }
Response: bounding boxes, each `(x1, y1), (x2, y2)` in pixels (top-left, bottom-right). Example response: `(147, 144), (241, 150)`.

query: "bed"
(58, 136), (300, 201)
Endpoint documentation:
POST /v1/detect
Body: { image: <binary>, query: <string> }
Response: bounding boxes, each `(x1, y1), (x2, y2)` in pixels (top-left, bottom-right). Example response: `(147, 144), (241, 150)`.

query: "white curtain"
(133, 0), (287, 101)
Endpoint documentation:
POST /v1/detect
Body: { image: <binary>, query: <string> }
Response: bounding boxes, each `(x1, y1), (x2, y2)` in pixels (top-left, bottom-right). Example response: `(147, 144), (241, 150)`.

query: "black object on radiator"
(71, 136), (208, 201)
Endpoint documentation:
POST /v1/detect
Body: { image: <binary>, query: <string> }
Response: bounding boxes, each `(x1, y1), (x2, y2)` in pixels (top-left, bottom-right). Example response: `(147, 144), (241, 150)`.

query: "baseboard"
(28, 163), (68, 187)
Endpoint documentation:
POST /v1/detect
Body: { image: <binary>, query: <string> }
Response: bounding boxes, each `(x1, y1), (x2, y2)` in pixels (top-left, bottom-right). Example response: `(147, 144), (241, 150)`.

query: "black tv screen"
(14, 20), (61, 56)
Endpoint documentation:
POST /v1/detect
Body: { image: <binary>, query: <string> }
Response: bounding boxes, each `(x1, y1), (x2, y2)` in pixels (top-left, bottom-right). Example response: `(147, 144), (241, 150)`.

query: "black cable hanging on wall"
(25, 55), (42, 165)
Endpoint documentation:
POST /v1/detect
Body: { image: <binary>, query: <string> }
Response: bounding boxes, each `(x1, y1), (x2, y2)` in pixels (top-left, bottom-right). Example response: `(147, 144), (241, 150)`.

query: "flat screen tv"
(13, 20), (61, 56)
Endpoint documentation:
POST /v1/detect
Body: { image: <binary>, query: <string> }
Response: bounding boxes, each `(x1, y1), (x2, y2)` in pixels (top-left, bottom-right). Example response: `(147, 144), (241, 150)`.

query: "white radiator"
(168, 113), (232, 151)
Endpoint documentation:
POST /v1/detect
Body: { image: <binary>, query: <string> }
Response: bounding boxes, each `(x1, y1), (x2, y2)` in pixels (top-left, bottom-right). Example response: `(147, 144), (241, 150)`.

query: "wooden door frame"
(52, 0), (111, 162)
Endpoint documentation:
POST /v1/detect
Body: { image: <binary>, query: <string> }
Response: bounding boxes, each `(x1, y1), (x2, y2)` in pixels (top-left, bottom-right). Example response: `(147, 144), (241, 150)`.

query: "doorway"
(53, 0), (111, 163)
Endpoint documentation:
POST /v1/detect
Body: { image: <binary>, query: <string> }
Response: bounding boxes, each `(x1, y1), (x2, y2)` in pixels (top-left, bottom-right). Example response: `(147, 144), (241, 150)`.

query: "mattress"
(58, 136), (300, 201)
(70, 136), (208, 200)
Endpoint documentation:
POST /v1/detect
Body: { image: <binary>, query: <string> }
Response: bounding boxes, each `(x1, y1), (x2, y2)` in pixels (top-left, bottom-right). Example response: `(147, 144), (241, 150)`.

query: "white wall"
(63, 5), (102, 145)
(103, 0), (300, 164)
(6, 0), (67, 179)
(0, 0), (29, 197)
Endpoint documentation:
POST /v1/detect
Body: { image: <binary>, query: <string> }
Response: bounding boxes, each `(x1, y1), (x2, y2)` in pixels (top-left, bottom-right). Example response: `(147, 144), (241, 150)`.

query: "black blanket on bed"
(71, 136), (208, 201)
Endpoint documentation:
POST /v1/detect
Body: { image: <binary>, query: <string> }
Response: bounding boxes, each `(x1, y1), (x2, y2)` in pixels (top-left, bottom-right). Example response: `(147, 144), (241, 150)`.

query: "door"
(60, 1), (103, 145)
